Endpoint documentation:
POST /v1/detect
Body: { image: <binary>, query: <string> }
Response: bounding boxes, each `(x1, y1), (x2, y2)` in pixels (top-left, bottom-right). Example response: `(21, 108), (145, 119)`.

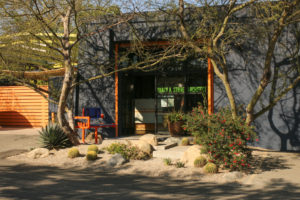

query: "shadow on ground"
(1, 160), (300, 200)
(250, 154), (291, 173)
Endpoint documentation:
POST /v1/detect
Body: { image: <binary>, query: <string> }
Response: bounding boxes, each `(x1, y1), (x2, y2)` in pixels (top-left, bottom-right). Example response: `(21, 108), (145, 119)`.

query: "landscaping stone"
(135, 140), (153, 155)
(85, 132), (103, 144)
(222, 172), (243, 182)
(107, 153), (126, 167)
(180, 145), (205, 167)
(27, 148), (49, 159)
(139, 134), (158, 146)
(126, 140), (154, 155)
(164, 137), (181, 145)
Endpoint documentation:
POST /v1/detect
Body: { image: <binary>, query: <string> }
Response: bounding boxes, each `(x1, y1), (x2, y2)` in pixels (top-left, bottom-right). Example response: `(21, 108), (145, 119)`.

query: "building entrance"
(119, 58), (207, 135)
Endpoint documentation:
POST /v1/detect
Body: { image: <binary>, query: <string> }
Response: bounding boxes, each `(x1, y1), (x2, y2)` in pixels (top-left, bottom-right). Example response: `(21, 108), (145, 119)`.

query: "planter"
(168, 120), (185, 137)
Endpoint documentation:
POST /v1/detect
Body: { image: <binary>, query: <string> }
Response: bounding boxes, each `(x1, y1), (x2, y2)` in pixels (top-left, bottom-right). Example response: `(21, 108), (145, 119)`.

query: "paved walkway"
(0, 128), (300, 200)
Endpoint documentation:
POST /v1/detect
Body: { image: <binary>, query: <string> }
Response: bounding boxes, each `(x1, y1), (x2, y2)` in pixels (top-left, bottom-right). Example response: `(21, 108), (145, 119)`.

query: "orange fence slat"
(0, 86), (49, 128)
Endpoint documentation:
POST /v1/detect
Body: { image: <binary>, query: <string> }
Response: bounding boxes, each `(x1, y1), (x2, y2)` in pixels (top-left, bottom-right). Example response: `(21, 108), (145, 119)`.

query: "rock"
(130, 140), (153, 155)
(223, 172), (243, 182)
(180, 145), (204, 167)
(164, 137), (181, 145)
(107, 153), (126, 167)
(139, 134), (158, 146)
(27, 148), (50, 159)
(85, 132), (103, 144)
(126, 140), (153, 155)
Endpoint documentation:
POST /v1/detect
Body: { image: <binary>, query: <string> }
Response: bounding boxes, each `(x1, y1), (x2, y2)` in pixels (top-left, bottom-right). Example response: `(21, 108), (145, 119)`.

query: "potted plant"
(166, 111), (186, 137)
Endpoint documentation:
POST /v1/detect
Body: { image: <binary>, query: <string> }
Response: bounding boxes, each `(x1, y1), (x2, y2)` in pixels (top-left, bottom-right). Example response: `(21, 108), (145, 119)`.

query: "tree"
(0, 0), (130, 145)
(161, 0), (300, 125)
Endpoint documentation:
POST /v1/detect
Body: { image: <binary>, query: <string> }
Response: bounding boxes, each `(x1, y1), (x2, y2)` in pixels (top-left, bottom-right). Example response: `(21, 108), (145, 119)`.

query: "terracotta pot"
(167, 120), (185, 137)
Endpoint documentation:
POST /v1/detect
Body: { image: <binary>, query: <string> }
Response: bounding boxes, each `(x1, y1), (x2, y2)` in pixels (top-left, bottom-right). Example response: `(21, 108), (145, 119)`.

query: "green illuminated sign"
(157, 86), (206, 94)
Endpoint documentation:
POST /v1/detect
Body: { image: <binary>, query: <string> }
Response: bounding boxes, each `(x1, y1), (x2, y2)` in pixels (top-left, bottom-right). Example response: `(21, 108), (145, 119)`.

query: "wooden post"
(94, 128), (98, 144)
(208, 58), (214, 114)
(115, 44), (119, 137)
(51, 112), (55, 123)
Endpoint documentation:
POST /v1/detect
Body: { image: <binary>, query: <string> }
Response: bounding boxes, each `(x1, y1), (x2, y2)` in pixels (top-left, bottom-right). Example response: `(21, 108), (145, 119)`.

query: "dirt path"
(1, 128), (300, 200)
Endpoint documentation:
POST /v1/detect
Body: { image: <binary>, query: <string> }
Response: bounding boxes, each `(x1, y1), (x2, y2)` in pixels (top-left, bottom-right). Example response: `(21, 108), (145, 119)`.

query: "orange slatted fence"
(0, 86), (48, 127)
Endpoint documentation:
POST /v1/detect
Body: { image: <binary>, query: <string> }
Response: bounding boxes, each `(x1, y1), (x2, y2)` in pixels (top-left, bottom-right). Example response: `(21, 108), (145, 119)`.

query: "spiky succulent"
(86, 151), (97, 161)
(87, 145), (99, 153)
(194, 156), (207, 168)
(203, 162), (218, 173)
(39, 123), (72, 150)
(68, 147), (80, 158)
(181, 137), (190, 146)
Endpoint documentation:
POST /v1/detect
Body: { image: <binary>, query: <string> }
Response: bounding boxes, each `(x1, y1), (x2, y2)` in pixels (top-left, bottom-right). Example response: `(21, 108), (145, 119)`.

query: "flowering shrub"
(184, 104), (257, 171)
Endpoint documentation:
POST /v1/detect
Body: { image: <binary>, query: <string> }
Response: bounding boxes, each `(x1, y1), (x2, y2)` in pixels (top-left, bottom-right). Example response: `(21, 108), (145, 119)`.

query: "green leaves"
(184, 104), (257, 171)
(39, 123), (72, 150)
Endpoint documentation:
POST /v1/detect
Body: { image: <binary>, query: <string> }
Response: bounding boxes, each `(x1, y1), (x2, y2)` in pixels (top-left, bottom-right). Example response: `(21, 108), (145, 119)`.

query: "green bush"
(184, 105), (257, 171)
(203, 163), (218, 173)
(163, 158), (172, 166)
(39, 123), (72, 150)
(181, 137), (189, 146)
(87, 145), (99, 153)
(175, 161), (185, 168)
(68, 148), (80, 158)
(200, 146), (208, 154)
(167, 111), (186, 123)
(194, 156), (207, 168)
(86, 151), (97, 161)
(105, 143), (150, 160)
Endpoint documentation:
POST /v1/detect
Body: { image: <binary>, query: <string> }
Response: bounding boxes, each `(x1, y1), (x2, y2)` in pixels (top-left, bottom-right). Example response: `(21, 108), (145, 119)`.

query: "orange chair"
(75, 108), (116, 143)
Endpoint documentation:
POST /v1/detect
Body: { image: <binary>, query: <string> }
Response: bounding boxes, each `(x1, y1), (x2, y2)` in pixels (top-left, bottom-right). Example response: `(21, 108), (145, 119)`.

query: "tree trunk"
(211, 59), (238, 119)
(57, 66), (79, 145)
(57, 7), (79, 145)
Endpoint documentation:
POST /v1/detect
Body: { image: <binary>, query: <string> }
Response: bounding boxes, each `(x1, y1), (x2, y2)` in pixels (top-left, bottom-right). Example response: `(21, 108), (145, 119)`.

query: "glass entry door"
(156, 76), (186, 132)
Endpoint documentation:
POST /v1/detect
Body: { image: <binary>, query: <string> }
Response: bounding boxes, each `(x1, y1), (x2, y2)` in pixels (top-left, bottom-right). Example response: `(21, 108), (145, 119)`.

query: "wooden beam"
(114, 44), (119, 137)
(0, 68), (65, 80)
(208, 58), (214, 114)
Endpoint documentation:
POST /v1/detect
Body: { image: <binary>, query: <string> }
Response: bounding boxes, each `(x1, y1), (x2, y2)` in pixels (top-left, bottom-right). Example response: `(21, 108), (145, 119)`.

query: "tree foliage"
(0, 0), (128, 144)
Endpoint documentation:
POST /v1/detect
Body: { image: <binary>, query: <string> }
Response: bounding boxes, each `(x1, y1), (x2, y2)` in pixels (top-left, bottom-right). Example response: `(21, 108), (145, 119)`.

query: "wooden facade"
(0, 86), (48, 127)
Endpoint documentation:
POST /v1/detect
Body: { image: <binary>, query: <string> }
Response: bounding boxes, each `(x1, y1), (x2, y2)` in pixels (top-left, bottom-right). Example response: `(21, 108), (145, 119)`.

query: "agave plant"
(39, 123), (72, 150)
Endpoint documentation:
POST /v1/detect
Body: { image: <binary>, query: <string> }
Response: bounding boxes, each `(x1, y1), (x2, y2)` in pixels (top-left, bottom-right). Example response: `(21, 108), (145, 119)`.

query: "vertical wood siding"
(0, 86), (48, 127)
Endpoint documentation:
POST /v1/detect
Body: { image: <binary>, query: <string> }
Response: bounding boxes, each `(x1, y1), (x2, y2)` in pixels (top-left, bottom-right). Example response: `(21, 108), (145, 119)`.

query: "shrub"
(87, 145), (99, 153)
(167, 111), (186, 123)
(200, 146), (208, 154)
(86, 151), (97, 161)
(105, 143), (150, 160)
(68, 147), (80, 158)
(181, 137), (189, 146)
(163, 158), (172, 166)
(39, 123), (72, 150)
(194, 156), (207, 168)
(184, 104), (257, 171)
(175, 161), (185, 168)
(203, 163), (218, 174)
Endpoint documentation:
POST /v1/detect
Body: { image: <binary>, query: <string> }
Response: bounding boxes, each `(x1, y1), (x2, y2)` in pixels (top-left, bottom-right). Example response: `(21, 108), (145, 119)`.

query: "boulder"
(127, 140), (153, 155)
(27, 148), (50, 159)
(164, 137), (181, 145)
(180, 145), (204, 167)
(85, 132), (103, 144)
(107, 153), (126, 167)
(139, 134), (158, 146)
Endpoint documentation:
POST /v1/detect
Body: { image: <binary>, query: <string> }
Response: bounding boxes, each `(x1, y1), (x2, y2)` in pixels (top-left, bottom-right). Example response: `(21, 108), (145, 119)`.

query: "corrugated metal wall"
(0, 86), (48, 127)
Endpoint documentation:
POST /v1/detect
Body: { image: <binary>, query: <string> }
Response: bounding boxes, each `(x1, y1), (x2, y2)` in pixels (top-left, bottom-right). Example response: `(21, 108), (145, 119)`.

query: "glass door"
(156, 76), (186, 132)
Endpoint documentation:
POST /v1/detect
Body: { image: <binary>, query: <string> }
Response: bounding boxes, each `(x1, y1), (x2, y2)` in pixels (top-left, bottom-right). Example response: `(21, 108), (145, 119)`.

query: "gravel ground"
(1, 128), (300, 200)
